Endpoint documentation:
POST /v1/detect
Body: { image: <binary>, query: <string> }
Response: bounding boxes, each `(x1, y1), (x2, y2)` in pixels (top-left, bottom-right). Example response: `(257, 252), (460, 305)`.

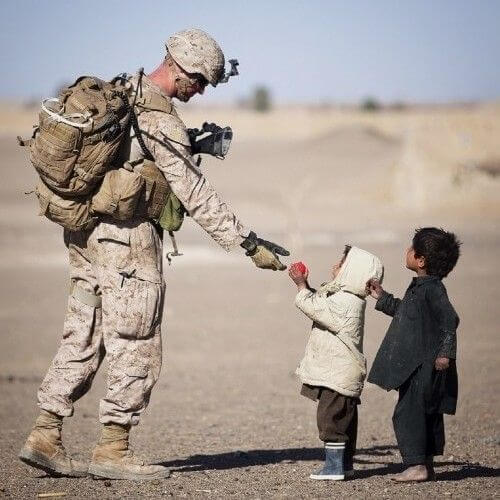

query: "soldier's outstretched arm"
(143, 112), (289, 269)
(144, 112), (247, 251)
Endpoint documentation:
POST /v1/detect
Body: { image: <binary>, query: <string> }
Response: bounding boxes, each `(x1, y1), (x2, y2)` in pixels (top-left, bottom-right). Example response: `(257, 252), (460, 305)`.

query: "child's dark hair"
(412, 227), (461, 278)
(343, 245), (352, 259)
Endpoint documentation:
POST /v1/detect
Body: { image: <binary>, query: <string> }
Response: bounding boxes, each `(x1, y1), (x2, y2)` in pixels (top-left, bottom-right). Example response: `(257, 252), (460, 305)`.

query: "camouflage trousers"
(37, 218), (165, 426)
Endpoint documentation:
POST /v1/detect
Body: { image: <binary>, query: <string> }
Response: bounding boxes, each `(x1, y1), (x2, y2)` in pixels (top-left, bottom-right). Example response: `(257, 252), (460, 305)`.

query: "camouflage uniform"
(38, 76), (248, 426)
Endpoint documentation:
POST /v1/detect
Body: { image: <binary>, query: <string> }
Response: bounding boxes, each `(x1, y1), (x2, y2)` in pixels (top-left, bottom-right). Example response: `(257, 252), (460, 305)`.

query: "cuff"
(438, 331), (457, 359)
(295, 288), (312, 307)
(375, 291), (390, 311)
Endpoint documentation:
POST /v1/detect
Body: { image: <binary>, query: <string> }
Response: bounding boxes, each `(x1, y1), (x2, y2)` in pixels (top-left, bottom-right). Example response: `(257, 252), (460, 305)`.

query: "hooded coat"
(295, 247), (384, 397)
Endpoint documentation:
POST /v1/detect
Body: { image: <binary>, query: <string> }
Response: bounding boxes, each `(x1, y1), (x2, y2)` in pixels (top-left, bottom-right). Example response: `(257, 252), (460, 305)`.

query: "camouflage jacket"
(121, 75), (248, 251)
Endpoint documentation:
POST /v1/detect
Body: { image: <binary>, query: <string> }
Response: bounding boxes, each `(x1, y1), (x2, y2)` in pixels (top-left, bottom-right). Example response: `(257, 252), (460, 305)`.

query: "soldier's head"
(151, 29), (226, 102)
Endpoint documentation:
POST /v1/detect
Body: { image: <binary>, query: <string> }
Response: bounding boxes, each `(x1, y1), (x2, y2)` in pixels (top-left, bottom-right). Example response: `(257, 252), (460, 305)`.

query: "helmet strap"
(166, 56), (199, 102)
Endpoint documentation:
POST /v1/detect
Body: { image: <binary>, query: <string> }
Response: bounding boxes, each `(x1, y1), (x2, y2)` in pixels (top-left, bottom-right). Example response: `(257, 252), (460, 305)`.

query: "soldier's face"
(176, 71), (208, 102)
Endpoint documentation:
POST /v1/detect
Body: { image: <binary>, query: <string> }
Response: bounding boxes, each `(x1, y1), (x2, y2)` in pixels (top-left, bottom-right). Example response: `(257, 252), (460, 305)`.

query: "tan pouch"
(36, 181), (97, 231)
(138, 159), (171, 219)
(91, 168), (145, 220)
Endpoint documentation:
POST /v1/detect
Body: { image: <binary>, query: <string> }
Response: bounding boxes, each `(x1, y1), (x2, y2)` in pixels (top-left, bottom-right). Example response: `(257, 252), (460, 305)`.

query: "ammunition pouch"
(138, 159), (170, 219)
(138, 159), (186, 231)
(35, 180), (98, 232)
(157, 191), (186, 232)
(91, 168), (145, 221)
(90, 159), (186, 231)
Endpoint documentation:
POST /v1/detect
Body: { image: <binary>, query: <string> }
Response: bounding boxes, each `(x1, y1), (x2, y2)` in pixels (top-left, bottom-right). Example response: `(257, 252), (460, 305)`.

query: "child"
(289, 246), (384, 480)
(367, 227), (461, 482)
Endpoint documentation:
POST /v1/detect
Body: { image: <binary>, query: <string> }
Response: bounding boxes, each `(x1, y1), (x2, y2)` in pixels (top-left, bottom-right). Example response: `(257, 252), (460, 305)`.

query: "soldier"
(19, 28), (289, 481)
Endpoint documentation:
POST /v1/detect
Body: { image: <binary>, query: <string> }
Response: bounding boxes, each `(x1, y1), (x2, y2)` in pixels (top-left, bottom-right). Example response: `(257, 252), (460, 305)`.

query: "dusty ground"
(0, 104), (499, 498)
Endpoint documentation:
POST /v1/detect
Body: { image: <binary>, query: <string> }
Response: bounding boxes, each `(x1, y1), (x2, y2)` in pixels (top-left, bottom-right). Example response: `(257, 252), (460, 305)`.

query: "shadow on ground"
(157, 445), (500, 481)
(159, 447), (324, 471)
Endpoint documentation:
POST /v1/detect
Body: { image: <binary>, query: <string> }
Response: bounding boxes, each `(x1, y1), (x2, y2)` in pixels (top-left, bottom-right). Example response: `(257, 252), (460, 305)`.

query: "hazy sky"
(1, 0), (499, 104)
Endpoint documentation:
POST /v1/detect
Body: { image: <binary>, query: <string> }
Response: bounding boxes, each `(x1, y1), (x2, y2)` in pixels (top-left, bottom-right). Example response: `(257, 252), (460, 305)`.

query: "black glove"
(241, 231), (290, 271)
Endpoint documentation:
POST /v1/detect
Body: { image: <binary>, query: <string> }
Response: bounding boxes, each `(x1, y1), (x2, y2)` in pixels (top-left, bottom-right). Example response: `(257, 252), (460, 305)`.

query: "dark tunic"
(367, 276), (459, 415)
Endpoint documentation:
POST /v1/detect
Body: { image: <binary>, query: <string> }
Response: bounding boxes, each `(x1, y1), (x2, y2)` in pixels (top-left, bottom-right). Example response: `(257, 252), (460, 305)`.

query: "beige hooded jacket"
(295, 247), (384, 397)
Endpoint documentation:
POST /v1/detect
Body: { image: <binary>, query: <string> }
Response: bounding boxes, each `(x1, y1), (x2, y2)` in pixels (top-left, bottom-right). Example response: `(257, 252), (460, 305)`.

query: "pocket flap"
(96, 222), (130, 245)
(35, 181), (52, 216)
(135, 268), (162, 284)
(126, 366), (148, 378)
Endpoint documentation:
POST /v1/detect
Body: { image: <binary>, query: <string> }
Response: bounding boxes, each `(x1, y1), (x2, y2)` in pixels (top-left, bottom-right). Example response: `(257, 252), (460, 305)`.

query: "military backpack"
(19, 72), (185, 233)
(19, 75), (132, 230)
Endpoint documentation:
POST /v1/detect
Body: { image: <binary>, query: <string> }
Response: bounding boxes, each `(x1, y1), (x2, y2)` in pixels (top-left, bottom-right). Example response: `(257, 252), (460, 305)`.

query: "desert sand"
(0, 102), (499, 498)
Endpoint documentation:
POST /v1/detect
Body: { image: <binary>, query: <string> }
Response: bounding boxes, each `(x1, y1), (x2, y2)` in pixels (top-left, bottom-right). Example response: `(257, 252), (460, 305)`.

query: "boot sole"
(310, 473), (345, 480)
(19, 448), (87, 478)
(88, 463), (170, 481)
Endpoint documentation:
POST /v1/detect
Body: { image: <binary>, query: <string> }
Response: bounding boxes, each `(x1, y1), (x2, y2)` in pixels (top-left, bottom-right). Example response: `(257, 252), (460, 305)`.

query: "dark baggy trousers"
(393, 369), (445, 465)
(302, 385), (358, 469)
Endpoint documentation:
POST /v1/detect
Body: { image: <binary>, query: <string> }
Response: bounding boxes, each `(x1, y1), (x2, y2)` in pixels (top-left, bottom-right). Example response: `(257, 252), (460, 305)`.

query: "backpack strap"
(135, 92), (173, 115)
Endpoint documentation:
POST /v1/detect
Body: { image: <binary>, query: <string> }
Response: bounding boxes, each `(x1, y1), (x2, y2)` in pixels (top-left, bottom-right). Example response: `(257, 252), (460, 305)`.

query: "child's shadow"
(157, 445), (500, 481)
(354, 445), (499, 480)
(435, 463), (499, 481)
(158, 447), (324, 472)
(157, 445), (399, 471)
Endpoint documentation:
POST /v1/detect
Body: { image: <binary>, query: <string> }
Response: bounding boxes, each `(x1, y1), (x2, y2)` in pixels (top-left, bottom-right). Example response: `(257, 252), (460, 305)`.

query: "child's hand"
(435, 357), (450, 371)
(367, 279), (384, 299)
(289, 264), (309, 290)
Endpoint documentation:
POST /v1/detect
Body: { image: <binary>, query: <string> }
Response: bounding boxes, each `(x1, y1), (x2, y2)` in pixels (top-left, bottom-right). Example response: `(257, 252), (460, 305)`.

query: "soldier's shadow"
(156, 445), (500, 481)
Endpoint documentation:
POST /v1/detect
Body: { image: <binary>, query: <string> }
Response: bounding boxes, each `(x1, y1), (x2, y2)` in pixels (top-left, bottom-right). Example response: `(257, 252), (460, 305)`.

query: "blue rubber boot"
(310, 442), (345, 480)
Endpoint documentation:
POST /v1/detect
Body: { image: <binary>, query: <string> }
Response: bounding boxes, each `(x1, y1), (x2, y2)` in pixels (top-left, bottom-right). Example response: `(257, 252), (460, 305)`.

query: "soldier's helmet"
(166, 29), (225, 87)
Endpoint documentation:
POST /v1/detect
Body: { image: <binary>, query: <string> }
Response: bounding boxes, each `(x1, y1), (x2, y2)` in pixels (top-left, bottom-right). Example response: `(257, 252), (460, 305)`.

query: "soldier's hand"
(241, 231), (289, 271)
(249, 245), (287, 271)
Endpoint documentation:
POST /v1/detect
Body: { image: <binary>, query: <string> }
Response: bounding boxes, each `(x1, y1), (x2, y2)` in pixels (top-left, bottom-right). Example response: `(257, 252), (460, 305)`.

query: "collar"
(410, 275), (440, 287)
(129, 73), (171, 101)
(140, 75), (170, 99)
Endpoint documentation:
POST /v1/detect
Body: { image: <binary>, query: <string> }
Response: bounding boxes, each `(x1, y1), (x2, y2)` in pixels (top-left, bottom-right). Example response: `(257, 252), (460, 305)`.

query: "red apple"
(292, 261), (307, 275)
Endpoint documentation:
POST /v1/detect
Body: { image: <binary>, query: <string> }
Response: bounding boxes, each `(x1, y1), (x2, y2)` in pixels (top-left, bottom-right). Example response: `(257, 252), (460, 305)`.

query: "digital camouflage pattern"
(123, 75), (248, 251)
(166, 28), (225, 86)
(38, 219), (164, 426)
(38, 73), (248, 427)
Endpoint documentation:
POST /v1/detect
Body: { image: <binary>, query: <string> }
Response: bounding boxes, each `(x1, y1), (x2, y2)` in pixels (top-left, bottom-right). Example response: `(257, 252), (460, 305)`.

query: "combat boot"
(88, 423), (170, 480)
(19, 410), (87, 477)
